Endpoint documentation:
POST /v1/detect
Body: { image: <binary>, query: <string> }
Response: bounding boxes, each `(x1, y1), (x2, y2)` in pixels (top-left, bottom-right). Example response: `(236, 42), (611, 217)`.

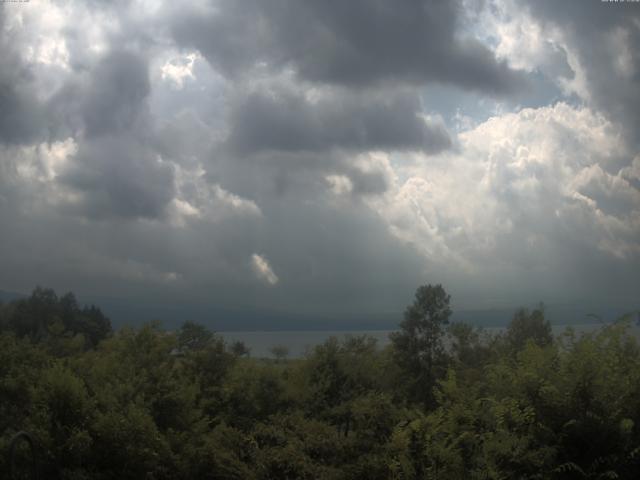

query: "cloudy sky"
(0, 0), (638, 324)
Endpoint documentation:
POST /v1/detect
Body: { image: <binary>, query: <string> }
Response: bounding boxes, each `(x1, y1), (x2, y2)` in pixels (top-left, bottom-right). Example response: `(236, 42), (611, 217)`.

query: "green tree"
(230, 340), (251, 357)
(390, 284), (452, 408)
(178, 321), (214, 351)
(222, 360), (289, 429)
(2, 288), (112, 349)
(506, 305), (552, 353)
(270, 345), (290, 362)
(8, 286), (58, 340)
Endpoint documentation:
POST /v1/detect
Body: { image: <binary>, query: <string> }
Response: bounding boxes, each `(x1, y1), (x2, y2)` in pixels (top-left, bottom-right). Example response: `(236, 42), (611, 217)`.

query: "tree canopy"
(390, 284), (452, 406)
(0, 286), (639, 479)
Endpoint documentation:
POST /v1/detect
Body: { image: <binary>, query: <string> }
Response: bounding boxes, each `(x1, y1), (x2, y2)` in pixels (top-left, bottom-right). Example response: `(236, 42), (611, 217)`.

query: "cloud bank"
(0, 0), (637, 322)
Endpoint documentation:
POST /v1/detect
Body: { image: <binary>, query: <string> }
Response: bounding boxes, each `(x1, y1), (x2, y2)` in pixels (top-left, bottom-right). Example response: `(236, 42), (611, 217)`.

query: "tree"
(230, 340), (251, 357)
(447, 322), (493, 384)
(9, 286), (58, 340)
(270, 345), (290, 362)
(178, 321), (214, 351)
(390, 284), (452, 407)
(506, 304), (552, 353)
(2, 288), (112, 349)
(77, 304), (112, 347)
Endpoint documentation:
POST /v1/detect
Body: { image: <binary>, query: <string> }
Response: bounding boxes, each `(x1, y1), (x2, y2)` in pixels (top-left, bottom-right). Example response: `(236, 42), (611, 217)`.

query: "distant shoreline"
(219, 322), (640, 358)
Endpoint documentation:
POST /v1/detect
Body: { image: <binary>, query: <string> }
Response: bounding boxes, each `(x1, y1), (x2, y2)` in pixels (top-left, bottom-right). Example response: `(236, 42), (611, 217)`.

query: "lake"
(220, 323), (639, 358)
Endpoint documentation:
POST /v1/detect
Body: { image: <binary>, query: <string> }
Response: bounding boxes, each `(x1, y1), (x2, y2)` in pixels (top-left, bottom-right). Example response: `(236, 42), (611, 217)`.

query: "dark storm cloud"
(0, 79), (44, 145)
(226, 89), (451, 155)
(60, 136), (175, 220)
(172, 0), (527, 93)
(523, 0), (640, 146)
(46, 50), (150, 142)
(52, 48), (175, 220)
(82, 50), (151, 138)
(346, 168), (389, 196)
(0, 8), (45, 144)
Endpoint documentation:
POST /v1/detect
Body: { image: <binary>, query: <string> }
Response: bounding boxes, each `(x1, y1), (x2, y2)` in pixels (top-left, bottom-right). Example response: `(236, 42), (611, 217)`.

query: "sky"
(0, 0), (638, 326)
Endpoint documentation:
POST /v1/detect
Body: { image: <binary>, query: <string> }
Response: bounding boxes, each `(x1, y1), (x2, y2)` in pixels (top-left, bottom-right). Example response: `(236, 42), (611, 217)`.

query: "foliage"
(269, 345), (290, 362)
(505, 305), (553, 353)
(1, 286), (639, 479)
(0, 287), (112, 350)
(389, 284), (452, 407)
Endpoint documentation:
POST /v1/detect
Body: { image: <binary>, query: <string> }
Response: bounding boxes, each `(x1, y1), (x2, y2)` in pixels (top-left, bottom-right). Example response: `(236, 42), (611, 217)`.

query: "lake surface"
(220, 323), (639, 358)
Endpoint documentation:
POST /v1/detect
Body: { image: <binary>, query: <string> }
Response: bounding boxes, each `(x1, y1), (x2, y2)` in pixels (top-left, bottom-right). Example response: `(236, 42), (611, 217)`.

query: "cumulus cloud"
(369, 102), (639, 304)
(488, 0), (640, 146)
(226, 87), (451, 156)
(168, 163), (262, 226)
(0, 8), (47, 144)
(172, 0), (527, 93)
(59, 135), (175, 220)
(81, 50), (151, 138)
(160, 52), (199, 90)
(0, 0), (637, 322)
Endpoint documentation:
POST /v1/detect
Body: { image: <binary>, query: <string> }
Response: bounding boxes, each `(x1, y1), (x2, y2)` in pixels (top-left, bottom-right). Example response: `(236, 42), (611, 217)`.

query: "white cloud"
(0, 138), (83, 213)
(326, 175), (353, 196)
(474, 0), (591, 101)
(169, 164), (262, 226)
(370, 102), (638, 278)
(40, 138), (78, 180)
(160, 52), (200, 89)
(251, 254), (279, 286)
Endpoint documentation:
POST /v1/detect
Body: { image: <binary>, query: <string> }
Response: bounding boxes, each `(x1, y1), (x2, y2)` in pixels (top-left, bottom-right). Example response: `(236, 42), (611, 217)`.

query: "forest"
(1, 285), (639, 479)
